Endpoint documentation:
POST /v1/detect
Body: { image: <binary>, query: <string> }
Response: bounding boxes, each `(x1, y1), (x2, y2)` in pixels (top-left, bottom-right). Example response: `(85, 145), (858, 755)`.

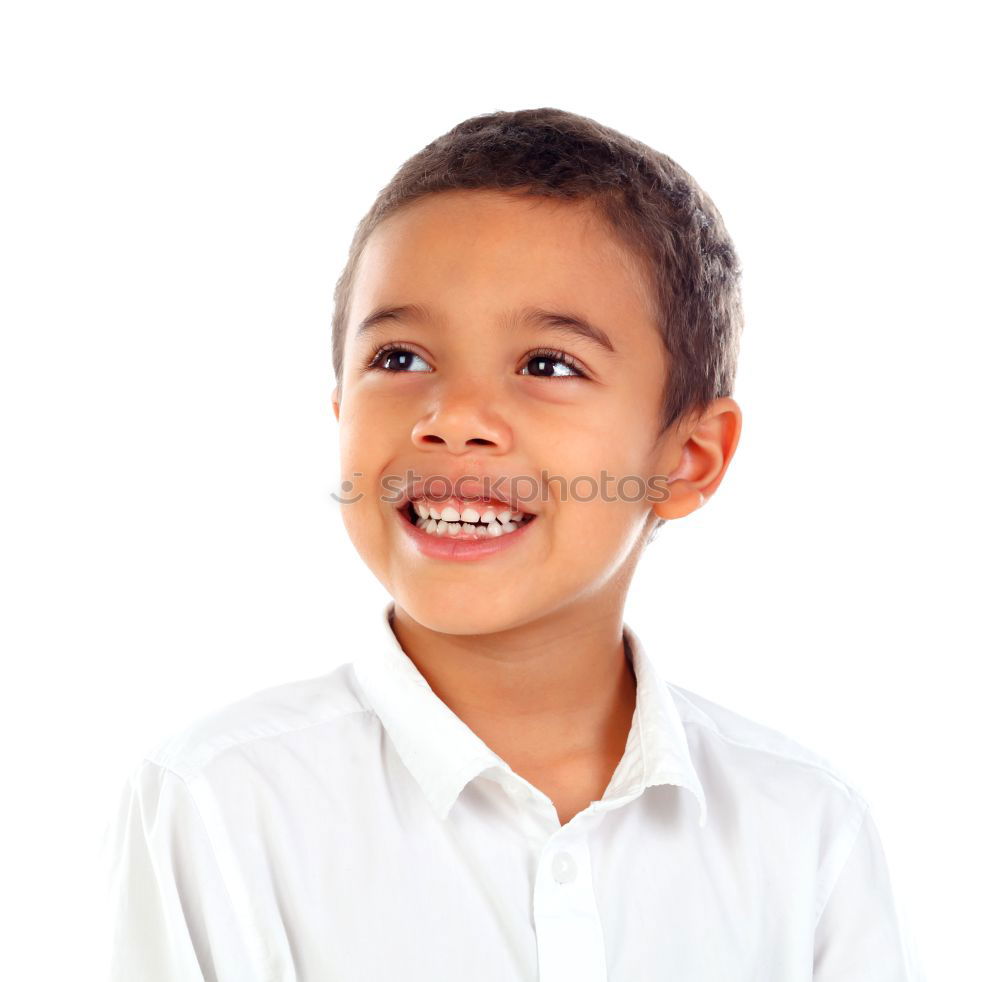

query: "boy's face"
(334, 189), (686, 636)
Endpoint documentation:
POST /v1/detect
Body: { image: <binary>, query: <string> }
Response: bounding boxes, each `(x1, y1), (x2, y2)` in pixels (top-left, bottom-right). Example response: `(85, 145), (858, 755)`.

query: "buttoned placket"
(499, 774), (642, 982)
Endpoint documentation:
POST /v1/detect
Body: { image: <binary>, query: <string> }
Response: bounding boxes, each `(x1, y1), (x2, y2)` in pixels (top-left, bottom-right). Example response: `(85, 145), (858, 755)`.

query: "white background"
(1, 1), (995, 977)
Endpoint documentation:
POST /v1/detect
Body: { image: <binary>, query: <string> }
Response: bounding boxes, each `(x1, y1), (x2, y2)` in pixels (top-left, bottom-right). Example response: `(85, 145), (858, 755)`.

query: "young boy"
(105, 108), (925, 980)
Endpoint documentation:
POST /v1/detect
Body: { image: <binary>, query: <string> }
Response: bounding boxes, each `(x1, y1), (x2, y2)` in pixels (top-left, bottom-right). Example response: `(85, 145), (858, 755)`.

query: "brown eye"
(520, 348), (587, 379)
(367, 344), (432, 373)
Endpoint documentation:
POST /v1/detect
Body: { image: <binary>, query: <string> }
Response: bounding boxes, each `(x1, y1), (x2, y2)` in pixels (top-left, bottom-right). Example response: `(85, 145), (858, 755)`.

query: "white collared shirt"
(103, 601), (926, 981)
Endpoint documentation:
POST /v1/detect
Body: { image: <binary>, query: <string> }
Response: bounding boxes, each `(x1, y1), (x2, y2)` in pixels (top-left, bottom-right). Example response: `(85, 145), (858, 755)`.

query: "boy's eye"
(367, 344), (432, 373)
(519, 348), (586, 379)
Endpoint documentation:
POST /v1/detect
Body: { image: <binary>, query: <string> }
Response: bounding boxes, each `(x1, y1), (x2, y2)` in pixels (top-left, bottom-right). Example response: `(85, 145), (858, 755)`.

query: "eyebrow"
(355, 303), (617, 355)
(513, 306), (617, 354)
(355, 303), (434, 338)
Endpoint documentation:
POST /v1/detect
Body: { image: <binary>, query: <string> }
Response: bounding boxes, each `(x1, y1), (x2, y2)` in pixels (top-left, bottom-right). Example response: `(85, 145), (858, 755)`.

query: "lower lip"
(395, 505), (538, 562)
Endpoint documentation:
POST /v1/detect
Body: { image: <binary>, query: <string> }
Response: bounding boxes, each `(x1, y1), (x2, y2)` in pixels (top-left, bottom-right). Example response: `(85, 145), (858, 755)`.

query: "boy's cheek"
(334, 452), (397, 542)
(560, 498), (647, 545)
(338, 496), (394, 573)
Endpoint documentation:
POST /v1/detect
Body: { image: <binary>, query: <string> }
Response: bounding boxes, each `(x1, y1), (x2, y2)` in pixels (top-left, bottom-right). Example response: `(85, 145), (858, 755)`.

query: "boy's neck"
(388, 600), (638, 775)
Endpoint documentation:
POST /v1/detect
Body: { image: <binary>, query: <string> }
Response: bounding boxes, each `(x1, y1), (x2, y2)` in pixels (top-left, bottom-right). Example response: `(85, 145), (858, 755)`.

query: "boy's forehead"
(366, 189), (613, 262)
(351, 190), (657, 330)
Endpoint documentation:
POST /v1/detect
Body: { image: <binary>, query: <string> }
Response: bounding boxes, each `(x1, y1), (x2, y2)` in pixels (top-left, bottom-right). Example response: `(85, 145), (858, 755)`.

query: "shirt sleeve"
(102, 759), (267, 982)
(813, 802), (927, 981)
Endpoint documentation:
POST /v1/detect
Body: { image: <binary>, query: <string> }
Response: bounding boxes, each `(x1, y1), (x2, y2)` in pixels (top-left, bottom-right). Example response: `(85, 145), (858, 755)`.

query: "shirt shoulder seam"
(136, 761), (278, 977)
(677, 712), (869, 805)
(813, 796), (871, 928)
(147, 705), (378, 779)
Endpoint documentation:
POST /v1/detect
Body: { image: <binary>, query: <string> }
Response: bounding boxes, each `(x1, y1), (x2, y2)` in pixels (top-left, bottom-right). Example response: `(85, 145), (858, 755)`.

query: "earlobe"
(651, 478), (705, 521)
(332, 388), (341, 422)
(648, 397), (741, 522)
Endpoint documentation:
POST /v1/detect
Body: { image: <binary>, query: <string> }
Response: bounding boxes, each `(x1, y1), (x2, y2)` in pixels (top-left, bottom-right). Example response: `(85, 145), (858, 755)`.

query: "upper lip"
(397, 472), (538, 515)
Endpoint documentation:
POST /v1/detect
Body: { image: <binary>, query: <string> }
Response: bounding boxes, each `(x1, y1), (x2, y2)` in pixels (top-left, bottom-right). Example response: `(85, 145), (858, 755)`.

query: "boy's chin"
(391, 587), (537, 638)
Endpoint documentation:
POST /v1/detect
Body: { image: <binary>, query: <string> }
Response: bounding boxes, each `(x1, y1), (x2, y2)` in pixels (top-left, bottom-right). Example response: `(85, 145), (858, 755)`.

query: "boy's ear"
(332, 386), (341, 422)
(650, 397), (742, 522)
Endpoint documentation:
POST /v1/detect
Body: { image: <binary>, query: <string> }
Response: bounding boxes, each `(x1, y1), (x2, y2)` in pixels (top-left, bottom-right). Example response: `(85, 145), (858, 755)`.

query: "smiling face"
(334, 188), (683, 636)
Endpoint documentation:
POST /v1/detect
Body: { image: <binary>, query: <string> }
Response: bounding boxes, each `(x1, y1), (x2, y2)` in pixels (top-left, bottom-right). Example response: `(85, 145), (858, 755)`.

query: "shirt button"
(551, 851), (577, 884)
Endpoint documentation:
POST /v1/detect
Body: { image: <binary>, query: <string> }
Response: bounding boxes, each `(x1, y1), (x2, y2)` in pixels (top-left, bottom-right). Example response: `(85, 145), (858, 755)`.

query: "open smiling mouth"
(399, 499), (538, 538)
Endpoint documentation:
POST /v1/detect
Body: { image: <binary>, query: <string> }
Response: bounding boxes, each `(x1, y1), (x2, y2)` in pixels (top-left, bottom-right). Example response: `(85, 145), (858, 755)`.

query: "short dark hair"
(330, 107), (743, 536)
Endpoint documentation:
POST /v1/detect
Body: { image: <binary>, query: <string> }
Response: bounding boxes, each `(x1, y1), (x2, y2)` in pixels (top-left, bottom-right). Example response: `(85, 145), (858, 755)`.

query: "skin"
(333, 188), (741, 825)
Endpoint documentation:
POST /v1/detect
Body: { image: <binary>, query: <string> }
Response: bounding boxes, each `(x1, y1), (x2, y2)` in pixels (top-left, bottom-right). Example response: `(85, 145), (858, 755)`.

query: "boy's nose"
(410, 391), (513, 454)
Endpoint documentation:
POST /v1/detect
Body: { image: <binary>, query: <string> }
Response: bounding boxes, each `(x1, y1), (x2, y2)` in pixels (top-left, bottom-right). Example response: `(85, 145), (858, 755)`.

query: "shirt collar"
(352, 600), (707, 828)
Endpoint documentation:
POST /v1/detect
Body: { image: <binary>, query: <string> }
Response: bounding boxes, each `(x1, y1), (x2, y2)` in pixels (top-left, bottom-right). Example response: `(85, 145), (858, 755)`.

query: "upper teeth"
(412, 500), (524, 524)
(409, 498), (529, 537)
